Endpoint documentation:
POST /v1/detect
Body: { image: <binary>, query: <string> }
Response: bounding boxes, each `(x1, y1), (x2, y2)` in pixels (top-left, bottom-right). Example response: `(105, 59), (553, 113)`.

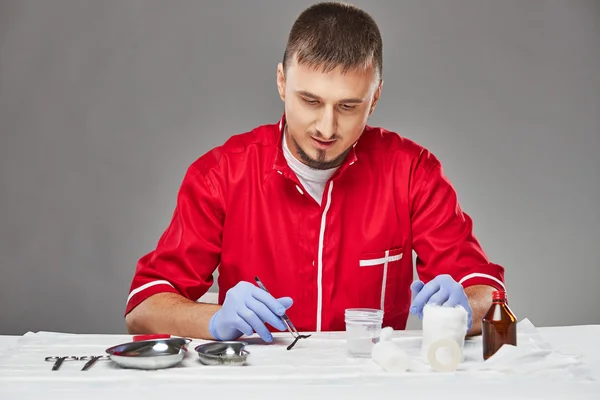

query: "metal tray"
(195, 341), (249, 366)
(105, 337), (192, 370)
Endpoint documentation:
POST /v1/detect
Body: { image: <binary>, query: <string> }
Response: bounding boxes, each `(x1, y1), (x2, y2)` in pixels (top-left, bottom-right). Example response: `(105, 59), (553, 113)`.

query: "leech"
(252, 277), (310, 350)
(286, 334), (311, 350)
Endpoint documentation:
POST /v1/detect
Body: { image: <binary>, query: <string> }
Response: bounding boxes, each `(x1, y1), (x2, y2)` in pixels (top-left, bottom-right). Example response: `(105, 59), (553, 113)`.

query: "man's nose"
(316, 108), (337, 140)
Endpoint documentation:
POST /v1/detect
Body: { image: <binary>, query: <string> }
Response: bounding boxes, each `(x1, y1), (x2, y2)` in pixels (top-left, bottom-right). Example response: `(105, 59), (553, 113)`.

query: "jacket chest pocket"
(356, 247), (404, 313)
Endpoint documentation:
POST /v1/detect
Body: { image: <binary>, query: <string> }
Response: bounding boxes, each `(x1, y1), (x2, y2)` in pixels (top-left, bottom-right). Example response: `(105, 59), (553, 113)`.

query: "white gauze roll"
(380, 326), (394, 342)
(371, 341), (410, 372)
(420, 304), (468, 372)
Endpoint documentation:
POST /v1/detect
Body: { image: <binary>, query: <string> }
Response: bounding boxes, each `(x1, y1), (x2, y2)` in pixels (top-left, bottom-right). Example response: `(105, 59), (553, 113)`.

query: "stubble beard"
(287, 128), (350, 170)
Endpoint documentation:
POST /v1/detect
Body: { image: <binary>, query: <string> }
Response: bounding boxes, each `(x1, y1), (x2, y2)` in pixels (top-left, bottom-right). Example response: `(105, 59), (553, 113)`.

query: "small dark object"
(254, 276), (312, 350)
(286, 333), (311, 350)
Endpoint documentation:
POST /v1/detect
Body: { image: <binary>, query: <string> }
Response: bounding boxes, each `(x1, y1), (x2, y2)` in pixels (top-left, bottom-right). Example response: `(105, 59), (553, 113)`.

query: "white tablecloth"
(1, 322), (599, 400)
(0, 336), (19, 355)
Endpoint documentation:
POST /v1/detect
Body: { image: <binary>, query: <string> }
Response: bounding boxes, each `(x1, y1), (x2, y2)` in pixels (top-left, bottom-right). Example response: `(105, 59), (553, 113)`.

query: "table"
(0, 336), (19, 355)
(1, 322), (599, 400)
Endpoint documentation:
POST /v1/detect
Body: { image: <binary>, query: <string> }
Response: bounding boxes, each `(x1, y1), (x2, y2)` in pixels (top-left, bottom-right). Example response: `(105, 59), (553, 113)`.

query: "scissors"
(79, 355), (110, 371)
(45, 356), (79, 371)
(254, 276), (312, 350)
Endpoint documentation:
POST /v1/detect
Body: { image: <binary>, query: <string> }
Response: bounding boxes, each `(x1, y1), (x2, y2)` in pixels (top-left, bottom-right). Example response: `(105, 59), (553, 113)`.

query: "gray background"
(1, 0), (598, 335)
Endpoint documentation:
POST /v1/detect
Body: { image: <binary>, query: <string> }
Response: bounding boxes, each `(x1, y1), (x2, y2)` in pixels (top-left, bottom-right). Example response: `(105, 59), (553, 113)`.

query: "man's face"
(277, 57), (382, 170)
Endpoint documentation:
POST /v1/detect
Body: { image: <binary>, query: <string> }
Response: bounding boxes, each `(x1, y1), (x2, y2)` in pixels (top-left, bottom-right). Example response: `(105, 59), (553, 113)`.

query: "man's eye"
(303, 98), (319, 105)
(340, 104), (356, 111)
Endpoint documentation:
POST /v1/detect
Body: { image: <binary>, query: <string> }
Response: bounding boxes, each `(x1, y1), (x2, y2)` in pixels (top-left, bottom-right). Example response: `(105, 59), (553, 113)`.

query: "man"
(125, 2), (505, 343)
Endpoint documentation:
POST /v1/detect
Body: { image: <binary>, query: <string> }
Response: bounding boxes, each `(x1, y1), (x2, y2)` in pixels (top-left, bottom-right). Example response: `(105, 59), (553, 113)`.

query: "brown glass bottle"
(482, 290), (517, 360)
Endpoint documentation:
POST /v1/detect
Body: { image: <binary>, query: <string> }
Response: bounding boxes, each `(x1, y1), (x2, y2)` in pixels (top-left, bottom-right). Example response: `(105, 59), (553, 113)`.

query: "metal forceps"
(254, 276), (311, 350)
(79, 355), (110, 371)
(45, 356), (79, 371)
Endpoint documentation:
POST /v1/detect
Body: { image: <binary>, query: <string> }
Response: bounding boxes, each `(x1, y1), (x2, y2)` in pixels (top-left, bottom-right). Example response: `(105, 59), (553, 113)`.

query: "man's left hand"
(410, 274), (472, 330)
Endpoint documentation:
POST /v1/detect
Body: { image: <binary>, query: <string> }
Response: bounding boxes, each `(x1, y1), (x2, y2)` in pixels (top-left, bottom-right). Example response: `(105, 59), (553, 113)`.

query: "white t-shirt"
(282, 133), (339, 205)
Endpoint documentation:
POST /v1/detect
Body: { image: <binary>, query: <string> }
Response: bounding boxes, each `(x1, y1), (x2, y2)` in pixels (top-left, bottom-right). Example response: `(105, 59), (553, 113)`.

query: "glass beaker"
(344, 308), (384, 357)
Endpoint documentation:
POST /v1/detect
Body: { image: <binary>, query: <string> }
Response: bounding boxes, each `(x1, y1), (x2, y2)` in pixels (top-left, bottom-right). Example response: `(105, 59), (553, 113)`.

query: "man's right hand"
(208, 281), (293, 342)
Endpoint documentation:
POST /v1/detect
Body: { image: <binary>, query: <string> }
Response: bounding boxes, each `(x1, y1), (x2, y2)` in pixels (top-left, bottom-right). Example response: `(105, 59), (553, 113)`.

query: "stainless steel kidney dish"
(105, 337), (192, 370)
(195, 341), (249, 366)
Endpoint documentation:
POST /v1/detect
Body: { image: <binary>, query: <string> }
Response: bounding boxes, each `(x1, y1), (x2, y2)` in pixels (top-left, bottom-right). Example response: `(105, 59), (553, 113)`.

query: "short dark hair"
(283, 2), (383, 79)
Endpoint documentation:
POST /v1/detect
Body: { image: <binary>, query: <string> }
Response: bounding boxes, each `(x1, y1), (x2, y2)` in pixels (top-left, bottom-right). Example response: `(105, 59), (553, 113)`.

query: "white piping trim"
(459, 273), (506, 289)
(380, 250), (389, 311)
(359, 253), (403, 267)
(126, 280), (174, 304)
(316, 182), (334, 332)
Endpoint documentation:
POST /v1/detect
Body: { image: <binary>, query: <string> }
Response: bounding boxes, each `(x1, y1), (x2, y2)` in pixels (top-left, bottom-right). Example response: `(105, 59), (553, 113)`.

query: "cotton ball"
(371, 341), (410, 373)
(380, 326), (394, 342)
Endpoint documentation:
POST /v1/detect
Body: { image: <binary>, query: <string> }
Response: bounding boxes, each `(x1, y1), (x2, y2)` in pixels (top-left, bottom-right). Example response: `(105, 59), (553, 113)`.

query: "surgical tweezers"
(254, 276), (311, 350)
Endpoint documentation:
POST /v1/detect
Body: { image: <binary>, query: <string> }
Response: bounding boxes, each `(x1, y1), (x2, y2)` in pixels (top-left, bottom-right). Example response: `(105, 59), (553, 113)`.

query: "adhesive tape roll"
(427, 338), (462, 372)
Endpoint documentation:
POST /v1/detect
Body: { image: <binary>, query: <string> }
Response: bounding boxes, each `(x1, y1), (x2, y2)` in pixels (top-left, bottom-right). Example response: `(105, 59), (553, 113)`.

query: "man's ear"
(369, 79), (383, 116)
(276, 63), (286, 102)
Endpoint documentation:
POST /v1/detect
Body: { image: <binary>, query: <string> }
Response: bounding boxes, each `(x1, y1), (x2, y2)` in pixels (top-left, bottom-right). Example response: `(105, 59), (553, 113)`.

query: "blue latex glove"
(410, 274), (473, 330)
(208, 281), (293, 342)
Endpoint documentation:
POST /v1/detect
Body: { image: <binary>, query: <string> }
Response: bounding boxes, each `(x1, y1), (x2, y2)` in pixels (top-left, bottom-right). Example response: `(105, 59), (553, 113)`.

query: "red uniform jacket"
(125, 115), (505, 331)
